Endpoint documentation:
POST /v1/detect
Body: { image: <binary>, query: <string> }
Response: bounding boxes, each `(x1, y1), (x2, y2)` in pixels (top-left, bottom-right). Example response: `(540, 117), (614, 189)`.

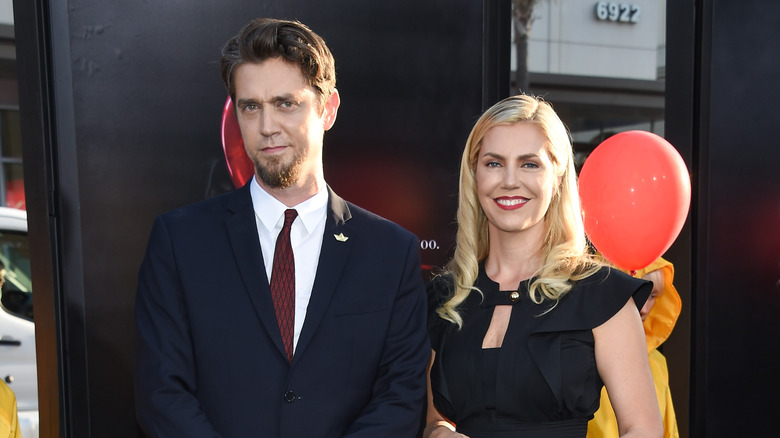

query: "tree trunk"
(512, 0), (537, 94)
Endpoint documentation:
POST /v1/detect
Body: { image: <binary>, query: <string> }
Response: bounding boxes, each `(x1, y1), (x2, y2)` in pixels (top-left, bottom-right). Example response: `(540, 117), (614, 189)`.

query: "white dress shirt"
(250, 177), (328, 352)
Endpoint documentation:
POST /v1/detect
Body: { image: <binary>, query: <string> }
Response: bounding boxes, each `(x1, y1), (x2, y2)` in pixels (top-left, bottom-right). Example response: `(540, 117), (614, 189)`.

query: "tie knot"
(283, 209), (298, 228)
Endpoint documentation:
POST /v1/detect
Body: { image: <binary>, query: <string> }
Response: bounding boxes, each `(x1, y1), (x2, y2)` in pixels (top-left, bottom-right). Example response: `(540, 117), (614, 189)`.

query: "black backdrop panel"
(666, 0), (780, 436)
(699, 1), (780, 435)
(31, 1), (488, 436)
(68, 0), (482, 282)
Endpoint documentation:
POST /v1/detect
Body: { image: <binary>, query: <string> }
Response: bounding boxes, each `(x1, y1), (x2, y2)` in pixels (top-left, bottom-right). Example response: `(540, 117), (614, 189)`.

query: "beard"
(253, 149), (304, 189)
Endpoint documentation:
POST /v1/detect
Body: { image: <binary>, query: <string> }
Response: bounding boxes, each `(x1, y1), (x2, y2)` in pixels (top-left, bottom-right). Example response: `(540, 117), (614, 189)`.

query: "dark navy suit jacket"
(134, 184), (430, 437)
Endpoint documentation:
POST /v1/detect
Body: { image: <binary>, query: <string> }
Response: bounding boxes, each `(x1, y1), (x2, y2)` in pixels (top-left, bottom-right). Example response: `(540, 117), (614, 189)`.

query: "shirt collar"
(250, 176), (328, 235)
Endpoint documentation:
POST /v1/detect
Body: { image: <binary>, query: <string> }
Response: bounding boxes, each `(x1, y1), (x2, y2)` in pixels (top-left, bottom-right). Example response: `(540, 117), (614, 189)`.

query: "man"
(134, 18), (430, 437)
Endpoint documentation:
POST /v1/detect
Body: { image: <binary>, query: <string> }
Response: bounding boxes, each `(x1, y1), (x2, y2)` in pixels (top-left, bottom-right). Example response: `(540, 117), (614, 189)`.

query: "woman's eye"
(486, 161), (501, 168)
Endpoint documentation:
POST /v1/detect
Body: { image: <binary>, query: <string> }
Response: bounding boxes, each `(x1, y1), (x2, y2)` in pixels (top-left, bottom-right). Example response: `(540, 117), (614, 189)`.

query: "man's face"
(234, 57), (339, 192)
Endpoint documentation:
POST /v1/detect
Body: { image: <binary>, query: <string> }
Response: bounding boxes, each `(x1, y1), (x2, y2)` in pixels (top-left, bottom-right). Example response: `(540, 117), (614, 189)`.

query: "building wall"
(522, 0), (663, 80)
(0, 0), (12, 26)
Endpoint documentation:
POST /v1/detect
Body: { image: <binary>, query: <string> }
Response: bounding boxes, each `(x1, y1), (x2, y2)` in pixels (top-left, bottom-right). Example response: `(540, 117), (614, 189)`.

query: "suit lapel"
(224, 184), (288, 360)
(293, 187), (353, 362)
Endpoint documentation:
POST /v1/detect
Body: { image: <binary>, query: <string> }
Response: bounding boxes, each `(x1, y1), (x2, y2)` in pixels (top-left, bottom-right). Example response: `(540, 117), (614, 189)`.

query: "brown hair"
(220, 18), (336, 107)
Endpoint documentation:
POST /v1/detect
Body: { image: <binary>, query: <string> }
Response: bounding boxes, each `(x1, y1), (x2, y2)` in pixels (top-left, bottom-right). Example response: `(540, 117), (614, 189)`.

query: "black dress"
(427, 266), (651, 438)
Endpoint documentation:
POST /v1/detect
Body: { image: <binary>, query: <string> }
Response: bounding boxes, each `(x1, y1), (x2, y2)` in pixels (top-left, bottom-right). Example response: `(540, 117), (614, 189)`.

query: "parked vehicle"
(0, 206), (38, 437)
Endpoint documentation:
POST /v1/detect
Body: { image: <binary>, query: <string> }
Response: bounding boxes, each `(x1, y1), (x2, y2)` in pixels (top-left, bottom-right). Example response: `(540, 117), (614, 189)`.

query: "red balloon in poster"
(578, 131), (691, 271)
(221, 96), (254, 188)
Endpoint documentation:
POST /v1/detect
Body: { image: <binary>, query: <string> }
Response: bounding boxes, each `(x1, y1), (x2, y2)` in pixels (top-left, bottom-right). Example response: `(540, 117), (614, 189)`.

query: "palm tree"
(513, 0), (540, 94)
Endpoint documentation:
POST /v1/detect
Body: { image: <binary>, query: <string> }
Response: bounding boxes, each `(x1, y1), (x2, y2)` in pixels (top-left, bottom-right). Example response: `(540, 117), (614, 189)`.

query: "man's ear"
(322, 89), (340, 131)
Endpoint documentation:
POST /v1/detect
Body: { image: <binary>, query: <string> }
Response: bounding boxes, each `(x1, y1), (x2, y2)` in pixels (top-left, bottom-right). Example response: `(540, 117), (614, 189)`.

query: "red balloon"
(220, 96), (254, 188)
(578, 131), (691, 271)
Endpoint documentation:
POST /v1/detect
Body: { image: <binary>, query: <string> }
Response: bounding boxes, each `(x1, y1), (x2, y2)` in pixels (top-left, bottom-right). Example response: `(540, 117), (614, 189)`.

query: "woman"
(424, 95), (662, 438)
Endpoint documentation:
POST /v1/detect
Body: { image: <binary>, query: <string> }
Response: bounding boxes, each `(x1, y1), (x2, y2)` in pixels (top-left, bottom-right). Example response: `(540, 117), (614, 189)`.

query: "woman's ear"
(322, 89), (340, 131)
(553, 174), (564, 198)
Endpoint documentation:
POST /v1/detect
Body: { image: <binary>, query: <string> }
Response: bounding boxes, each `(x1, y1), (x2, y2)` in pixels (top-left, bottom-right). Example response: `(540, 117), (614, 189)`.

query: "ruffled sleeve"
(525, 266), (652, 412)
(530, 266), (652, 335)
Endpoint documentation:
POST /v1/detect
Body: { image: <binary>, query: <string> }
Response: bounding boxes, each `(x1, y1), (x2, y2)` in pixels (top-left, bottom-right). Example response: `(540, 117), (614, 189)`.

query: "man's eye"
(243, 103), (258, 111)
(279, 101), (296, 109)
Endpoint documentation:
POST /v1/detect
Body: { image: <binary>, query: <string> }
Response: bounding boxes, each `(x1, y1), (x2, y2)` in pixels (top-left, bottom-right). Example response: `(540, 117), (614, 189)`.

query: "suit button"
(284, 390), (298, 403)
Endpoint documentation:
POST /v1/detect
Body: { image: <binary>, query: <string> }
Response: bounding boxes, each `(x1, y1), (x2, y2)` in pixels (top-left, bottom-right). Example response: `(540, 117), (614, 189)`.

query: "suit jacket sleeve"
(342, 234), (430, 437)
(134, 216), (222, 438)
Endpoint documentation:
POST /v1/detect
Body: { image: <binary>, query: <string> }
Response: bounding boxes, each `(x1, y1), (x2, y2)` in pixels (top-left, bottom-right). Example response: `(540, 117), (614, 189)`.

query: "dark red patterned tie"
(270, 208), (297, 362)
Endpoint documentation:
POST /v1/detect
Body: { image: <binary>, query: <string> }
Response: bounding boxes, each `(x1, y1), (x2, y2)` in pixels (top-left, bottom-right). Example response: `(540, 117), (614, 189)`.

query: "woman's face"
(475, 122), (558, 238)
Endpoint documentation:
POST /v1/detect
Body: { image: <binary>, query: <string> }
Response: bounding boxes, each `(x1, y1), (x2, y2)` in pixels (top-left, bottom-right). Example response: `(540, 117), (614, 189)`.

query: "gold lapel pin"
(334, 233), (349, 242)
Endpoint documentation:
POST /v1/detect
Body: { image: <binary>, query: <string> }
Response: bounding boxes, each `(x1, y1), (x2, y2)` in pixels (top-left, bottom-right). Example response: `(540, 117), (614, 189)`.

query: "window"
(0, 110), (24, 209)
(0, 229), (32, 321)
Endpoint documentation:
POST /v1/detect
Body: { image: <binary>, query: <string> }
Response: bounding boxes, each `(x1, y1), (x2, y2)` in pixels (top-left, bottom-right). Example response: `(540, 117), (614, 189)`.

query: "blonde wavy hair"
(438, 95), (602, 328)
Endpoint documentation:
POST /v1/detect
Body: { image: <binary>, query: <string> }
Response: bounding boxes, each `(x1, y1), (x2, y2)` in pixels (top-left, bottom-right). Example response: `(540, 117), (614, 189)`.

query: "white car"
(0, 207), (38, 438)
